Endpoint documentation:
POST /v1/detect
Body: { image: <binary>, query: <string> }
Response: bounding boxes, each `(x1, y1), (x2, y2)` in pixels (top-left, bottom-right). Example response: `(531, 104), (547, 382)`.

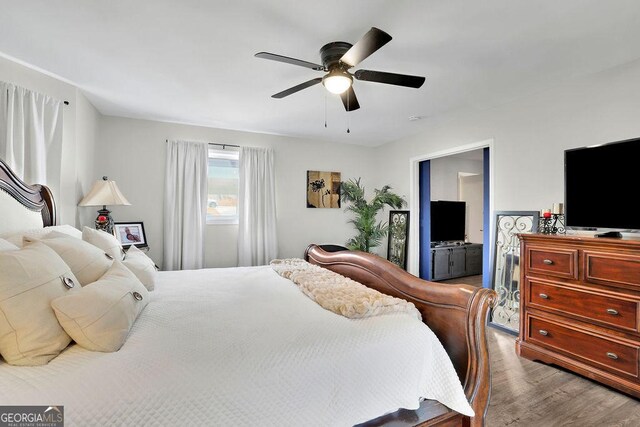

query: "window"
(207, 148), (239, 224)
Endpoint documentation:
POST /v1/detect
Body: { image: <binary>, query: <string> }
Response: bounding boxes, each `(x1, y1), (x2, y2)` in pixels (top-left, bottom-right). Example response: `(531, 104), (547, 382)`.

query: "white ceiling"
(2, 0), (640, 146)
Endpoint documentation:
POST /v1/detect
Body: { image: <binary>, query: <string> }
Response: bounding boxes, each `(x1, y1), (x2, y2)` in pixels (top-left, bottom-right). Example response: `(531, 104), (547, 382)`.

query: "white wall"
(6, 51), (640, 273)
(95, 116), (375, 268)
(373, 57), (640, 220)
(74, 91), (100, 227)
(431, 156), (483, 201)
(0, 55), (99, 226)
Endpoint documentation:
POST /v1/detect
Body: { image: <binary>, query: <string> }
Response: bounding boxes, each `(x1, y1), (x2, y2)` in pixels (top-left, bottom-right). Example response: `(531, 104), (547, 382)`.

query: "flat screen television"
(565, 137), (640, 232)
(430, 200), (466, 242)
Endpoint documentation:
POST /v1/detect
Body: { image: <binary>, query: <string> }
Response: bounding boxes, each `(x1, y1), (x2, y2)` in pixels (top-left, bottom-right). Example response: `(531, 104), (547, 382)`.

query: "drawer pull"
(606, 352), (618, 360)
(606, 308), (619, 315)
(539, 293), (549, 299)
(539, 329), (549, 336)
(543, 259), (554, 265)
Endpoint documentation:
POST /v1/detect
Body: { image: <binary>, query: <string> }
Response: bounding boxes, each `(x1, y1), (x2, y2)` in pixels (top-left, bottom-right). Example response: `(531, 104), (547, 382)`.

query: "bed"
(0, 158), (496, 426)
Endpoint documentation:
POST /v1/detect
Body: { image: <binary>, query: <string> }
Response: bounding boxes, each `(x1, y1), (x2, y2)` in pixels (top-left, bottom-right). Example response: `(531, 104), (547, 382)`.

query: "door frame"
(408, 139), (494, 281)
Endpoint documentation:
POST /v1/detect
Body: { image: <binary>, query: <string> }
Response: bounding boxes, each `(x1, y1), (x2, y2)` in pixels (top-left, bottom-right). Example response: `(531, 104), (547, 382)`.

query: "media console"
(517, 233), (640, 398)
(431, 243), (483, 281)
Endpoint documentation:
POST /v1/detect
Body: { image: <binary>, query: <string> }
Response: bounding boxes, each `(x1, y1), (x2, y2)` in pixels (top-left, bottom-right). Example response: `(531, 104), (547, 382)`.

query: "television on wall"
(565, 137), (640, 232)
(431, 200), (466, 242)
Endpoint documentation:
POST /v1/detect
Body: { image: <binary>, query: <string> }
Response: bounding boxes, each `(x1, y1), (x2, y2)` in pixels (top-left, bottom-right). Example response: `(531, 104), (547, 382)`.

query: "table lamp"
(79, 176), (131, 234)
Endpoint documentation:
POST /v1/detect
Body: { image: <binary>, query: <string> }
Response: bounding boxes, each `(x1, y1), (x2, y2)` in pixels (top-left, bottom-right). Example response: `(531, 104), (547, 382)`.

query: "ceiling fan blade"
(272, 78), (323, 99)
(354, 69), (425, 88)
(340, 27), (392, 68)
(339, 86), (360, 111)
(255, 52), (324, 71)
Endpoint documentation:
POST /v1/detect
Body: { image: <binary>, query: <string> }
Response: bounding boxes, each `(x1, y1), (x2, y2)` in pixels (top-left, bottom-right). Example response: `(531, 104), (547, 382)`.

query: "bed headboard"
(0, 158), (57, 234)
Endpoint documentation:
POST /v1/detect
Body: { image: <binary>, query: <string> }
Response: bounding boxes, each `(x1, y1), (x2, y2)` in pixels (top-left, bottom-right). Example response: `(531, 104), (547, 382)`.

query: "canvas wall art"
(307, 171), (341, 208)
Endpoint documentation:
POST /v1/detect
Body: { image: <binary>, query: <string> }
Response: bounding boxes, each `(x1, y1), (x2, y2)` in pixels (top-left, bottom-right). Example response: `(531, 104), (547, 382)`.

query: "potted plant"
(341, 178), (406, 252)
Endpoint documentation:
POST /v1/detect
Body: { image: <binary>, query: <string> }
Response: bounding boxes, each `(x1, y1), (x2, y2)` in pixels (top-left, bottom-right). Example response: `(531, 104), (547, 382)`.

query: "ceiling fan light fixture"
(322, 70), (352, 94)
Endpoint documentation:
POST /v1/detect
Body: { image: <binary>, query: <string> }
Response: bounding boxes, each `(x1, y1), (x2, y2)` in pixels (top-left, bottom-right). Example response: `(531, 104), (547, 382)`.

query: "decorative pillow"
(2, 224), (83, 247)
(25, 231), (113, 286)
(82, 226), (124, 260)
(51, 262), (150, 352)
(122, 245), (157, 291)
(0, 242), (80, 365)
(0, 238), (19, 252)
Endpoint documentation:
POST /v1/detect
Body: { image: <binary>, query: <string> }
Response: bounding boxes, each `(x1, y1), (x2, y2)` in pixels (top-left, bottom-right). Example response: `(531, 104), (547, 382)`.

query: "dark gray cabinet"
(431, 243), (483, 281)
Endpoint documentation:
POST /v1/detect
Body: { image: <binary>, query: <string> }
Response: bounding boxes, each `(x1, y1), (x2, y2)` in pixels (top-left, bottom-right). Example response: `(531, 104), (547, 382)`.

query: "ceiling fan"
(255, 27), (425, 112)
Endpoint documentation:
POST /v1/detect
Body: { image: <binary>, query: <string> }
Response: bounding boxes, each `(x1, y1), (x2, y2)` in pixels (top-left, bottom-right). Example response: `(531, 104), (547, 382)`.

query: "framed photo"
(387, 210), (410, 270)
(113, 222), (148, 248)
(489, 211), (539, 334)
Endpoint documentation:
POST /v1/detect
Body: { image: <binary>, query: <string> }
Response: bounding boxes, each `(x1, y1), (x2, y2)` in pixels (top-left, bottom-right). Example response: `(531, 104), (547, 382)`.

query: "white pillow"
(25, 231), (113, 286)
(0, 238), (19, 252)
(123, 245), (157, 291)
(51, 262), (149, 352)
(82, 226), (124, 260)
(0, 242), (80, 365)
(1, 224), (82, 248)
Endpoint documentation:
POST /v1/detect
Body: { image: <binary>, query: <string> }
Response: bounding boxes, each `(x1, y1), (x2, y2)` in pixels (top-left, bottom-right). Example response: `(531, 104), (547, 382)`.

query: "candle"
(543, 211), (552, 219)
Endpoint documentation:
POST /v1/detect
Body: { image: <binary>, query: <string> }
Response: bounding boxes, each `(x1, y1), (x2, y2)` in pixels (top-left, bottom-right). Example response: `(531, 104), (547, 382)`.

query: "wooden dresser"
(517, 233), (640, 398)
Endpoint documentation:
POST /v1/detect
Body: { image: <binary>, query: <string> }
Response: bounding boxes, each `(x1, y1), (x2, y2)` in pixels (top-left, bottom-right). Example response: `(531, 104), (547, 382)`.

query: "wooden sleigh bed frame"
(305, 246), (497, 427)
(1, 158), (497, 427)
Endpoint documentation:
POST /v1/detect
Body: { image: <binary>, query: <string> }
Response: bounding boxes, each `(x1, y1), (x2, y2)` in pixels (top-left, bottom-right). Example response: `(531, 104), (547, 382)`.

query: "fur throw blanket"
(270, 258), (421, 320)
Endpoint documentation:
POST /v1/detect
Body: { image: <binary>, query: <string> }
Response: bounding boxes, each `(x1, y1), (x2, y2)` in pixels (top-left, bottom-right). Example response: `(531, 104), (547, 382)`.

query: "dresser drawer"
(584, 250), (640, 289)
(528, 280), (640, 332)
(526, 246), (578, 279)
(527, 316), (640, 379)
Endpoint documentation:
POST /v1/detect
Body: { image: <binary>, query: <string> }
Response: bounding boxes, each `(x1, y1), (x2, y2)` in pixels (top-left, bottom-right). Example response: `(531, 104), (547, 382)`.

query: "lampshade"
(322, 70), (352, 94)
(79, 176), (131, 207)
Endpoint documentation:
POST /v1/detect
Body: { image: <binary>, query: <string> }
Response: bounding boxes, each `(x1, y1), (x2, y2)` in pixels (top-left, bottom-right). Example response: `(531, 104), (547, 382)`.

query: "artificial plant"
(341, 177), (406, 252)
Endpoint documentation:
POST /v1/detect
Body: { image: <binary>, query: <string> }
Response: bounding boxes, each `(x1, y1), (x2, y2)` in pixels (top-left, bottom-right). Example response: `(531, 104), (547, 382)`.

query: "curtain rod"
(165, 139), (239, 149)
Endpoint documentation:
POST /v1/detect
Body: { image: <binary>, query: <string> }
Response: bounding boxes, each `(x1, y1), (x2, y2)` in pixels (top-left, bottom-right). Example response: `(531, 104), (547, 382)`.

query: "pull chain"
(324, 92), (327, 128)
(346, 90), (350, 133)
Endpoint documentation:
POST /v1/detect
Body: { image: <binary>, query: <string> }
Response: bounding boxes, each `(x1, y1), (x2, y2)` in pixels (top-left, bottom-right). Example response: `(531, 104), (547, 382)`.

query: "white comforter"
(0, 266), (473, 426)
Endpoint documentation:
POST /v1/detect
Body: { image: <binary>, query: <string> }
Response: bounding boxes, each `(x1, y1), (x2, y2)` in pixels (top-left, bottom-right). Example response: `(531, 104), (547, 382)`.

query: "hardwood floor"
(433, 274), (639, 425)
(437, 274), (483, 287)
(486, 327), (640, 426)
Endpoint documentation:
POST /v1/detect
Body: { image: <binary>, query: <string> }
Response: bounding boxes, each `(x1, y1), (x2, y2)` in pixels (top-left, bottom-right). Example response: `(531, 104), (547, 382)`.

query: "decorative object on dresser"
(78, 176), (131, 234)
(306, 170), (341, 208)
(113, 222), (147, 248)
(387, 210), (409, 270)
(539, 204), (566, 235)
(490, 211), (539, 333)
(517, 233), (640, 398)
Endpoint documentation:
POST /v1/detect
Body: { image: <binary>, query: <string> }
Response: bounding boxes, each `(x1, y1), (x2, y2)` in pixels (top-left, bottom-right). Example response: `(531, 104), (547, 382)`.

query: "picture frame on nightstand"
(113, 221), (148, 248)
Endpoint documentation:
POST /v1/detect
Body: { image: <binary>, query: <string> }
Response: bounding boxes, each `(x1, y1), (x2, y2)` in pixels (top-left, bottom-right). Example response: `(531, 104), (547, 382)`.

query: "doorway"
(408, 140), (493, 288)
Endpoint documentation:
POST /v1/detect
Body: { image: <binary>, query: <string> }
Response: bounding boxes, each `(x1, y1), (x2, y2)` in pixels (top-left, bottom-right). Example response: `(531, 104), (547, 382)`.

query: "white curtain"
(0, 82), (62, 188)
(163, 140), (208, 270)
(238, 146), (278, 266)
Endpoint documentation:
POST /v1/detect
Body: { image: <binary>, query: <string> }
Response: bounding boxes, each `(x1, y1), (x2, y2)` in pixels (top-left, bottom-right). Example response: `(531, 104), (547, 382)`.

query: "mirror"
(490, 211), (539, 333)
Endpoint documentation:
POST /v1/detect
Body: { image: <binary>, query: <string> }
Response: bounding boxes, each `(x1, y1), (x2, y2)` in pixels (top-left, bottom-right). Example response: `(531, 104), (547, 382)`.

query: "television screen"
(431, 201), (466, 242)
(565, 137), (640, 231)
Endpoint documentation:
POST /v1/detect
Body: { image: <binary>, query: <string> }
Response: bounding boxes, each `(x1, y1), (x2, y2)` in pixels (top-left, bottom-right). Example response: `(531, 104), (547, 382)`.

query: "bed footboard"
(304, 244), (497, 427)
